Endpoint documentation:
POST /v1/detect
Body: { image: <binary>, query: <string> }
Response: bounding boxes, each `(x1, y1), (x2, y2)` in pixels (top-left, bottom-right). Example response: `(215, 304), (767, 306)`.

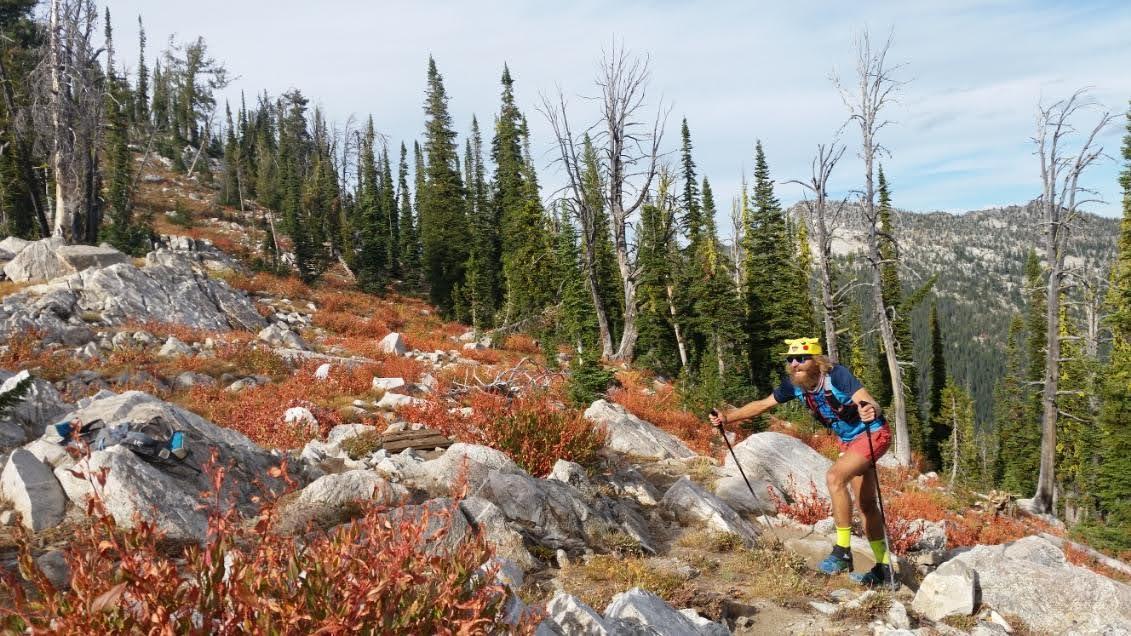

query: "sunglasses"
(786, 355), (813, 364)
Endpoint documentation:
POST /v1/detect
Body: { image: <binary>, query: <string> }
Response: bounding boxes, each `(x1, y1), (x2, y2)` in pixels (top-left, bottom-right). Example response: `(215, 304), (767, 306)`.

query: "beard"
(790, 365), (821, 391)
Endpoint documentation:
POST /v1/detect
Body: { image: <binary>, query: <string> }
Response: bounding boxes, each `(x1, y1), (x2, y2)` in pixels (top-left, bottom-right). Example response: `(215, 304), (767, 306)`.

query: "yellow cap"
(783, 337), (822, 356)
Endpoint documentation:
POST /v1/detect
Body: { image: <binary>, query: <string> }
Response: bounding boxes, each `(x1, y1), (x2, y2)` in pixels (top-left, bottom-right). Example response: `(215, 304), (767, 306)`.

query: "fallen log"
(379, 428), (453, 454)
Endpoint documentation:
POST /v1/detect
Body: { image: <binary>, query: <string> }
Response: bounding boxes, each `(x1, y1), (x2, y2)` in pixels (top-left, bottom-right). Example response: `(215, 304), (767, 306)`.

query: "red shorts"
(838, 424), (892, 462)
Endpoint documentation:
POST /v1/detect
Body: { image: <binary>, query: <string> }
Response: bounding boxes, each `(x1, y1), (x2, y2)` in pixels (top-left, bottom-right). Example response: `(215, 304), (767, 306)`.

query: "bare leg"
(852, 469), (883, 541)
(826, 451), (874, 529)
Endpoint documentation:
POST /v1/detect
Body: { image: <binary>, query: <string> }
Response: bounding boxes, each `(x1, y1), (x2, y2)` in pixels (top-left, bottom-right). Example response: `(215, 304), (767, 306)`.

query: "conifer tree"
(938, 377), (978, 488)
(219, 102), (242, 206)
(134, 15), (149, 125)
(460, 116), (497, 325)
(635, 171), (684, 373)
(419, 57), (469, 314)
(679, 118), (702, 249)
(102, 32), (147, 255)
(999, 314), (1040, 494)
(1056, 303), (1098, 519)
(1096, 102), (1131, 525)
(926, 301), (948, 469)
(875, 166), (927, 456)
(354, 117), (387, 290)
(397, 142), (423, 290)
(493, 66), (551, 323)
(742, 141), (793, 393)
(550, 208), (598, 352)
(380, 145), (398, 277)
(582, 134), (624, 345)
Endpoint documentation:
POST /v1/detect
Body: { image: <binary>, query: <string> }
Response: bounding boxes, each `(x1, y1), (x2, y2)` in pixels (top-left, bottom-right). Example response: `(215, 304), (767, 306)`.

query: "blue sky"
(102, 0), (1131, 221)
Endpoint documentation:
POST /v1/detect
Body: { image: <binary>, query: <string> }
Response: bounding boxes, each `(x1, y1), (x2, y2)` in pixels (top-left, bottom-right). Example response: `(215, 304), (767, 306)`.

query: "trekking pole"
(710, 409), (776, 534)
(859, 401), (898, 592)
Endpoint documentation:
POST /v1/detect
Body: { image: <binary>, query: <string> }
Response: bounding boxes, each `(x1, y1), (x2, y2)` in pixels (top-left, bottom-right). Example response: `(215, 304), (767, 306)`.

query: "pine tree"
(635, 171), (684, 374)
(397, 142), (423, 291)
(419, 57), (469, 314)
(134, 15), (149, 126)
(550, 208), (598, 352)
(493, 66), (551, 323)
(219, 102), (242, 206)
(380, 145), (398, 277)
(354, 116), (387, 291)
(1056, 303), (1098, 520)
(938, 377), (979, 488)
(1096, 101), (1131, 526)
(875, 166), (926, 456)
(460, 116), (497, 325)
(102, 21), (148, 255)
(999, 314), (1040, 494)
(742, 141), (793, 393)
(926, 301), (948, 469)
(582, 134), (624, 344)
(679, 118), (702, 249)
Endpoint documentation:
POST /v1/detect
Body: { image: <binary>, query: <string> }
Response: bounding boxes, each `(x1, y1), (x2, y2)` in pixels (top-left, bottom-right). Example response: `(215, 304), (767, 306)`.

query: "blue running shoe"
(817, 547), (853, 574)
(850, 563), (895, 587)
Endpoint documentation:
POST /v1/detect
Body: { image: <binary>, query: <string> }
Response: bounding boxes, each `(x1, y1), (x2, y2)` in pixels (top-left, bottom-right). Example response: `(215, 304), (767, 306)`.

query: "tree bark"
(665, 283), (689, 368)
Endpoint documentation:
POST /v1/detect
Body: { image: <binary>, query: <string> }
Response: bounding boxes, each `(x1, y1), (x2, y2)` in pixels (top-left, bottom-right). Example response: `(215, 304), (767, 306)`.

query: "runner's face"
(788, 356), (817, 384)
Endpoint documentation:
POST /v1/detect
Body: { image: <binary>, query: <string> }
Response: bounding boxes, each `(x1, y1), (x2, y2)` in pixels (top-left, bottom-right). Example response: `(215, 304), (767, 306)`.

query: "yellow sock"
(870, 538), (891, 564)
(836, 526), (852, 549)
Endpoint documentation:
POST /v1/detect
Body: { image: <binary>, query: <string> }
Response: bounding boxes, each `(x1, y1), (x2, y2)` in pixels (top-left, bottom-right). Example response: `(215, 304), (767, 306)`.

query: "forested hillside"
(804, 200), (1120, 421)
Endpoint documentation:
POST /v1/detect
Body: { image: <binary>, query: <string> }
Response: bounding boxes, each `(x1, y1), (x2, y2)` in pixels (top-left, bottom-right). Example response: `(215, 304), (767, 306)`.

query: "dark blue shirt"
(773, 365), (881, 442)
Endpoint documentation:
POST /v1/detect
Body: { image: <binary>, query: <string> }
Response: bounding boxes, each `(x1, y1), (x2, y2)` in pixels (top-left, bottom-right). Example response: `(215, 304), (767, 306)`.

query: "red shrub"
(402, 392), (606, 476)
(887, 489), (950, 523)
(462, 347), (502, 365)
(767, 476), (832, 525)
(0, 460), (533, 633)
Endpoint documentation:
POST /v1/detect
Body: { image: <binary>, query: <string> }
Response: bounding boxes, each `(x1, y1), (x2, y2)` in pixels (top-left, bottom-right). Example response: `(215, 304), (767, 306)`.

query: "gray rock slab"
(603, 587), (728, 636)
(0, 448), (66, 531)
(948, 535), (1131, 634)
(661, 476), (760, 545)
(584, 399), (696, 461)
(296, 471), (408, 507)
(724, 431), (832, 501)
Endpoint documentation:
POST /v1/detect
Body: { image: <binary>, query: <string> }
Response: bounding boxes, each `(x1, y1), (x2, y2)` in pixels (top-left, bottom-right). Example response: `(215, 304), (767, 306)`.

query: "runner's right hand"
(709, 409), (727, 427)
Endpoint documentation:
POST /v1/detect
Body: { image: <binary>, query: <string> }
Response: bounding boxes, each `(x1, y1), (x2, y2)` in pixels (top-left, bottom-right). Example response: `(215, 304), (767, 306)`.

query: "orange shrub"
(402, 391), (606, 476)
(608, 380), (717, 457)
(944, 511), (1034, 549)
(503, 334), (540, 354)
(0, 330), (81, 381)
(1, 461), (531, 633)
(887, 489), (951, 523)
(405, 329), (450, 353)
(462, 347), (502, 365)
(229, 272), (309, 300)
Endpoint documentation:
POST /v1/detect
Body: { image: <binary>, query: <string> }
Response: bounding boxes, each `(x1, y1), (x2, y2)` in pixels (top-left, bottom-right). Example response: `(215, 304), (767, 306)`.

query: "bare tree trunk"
(665, 284), (689, 368)
(0, 52), (48, 237)
(836, 29), (910, 464)
(1031, 90), (1111, 515)
(949, 391), (959, 487)
(49, 0), (70, 240)
(540, 43), (666, 362)
(789, 142), (846, 362)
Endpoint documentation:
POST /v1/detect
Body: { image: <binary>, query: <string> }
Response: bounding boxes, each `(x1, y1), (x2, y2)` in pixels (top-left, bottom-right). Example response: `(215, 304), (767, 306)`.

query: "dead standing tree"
(541, 43), (668, 362)
(788, 139), (848, 363)
(1030, 90), (1113, 515)
(834, 29), (913, 465)
(44, 0), (106, 243)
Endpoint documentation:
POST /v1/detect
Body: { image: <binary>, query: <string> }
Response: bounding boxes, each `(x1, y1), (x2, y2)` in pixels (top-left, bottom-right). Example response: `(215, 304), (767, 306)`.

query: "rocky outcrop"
(3, 238), (130, 283)
(722, 431), (832, 502)
(661, 476), (760, 546)
(0, 370), (74, 450)
(919, 535), (1131, 634)
(584, 400), (696, 460)
(0, 249), (265, 344)
(603, 588), (729, 635)
(0, 448), (67, 531)
(48, 391), (290, 540)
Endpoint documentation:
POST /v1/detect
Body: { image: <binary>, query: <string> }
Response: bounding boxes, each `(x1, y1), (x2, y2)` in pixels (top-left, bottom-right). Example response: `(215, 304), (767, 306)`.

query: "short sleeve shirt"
(772, 365), (878, 442)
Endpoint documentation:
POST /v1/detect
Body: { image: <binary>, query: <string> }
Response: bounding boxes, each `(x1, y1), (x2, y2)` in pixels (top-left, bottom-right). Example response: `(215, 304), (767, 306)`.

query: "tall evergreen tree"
(742, 141), (793, 393)
(1096, 101), (1131, 526)
(101, 25), (147, 255)
(635, 172), (684, 374)
(926, 301), (948, 469)
(134, 15), (149, 125)
(938, 377), (978, 488)
(875, 166), (926, 455)
(999, 314), (1040, 494)
(1056, 303), (1099, 520)
(581, 134), (624, 344)
(679, 118), (702, 249)
(419, 57), (469, 314)
(353, 116), (386, 290)
(492, 66), (551, 323)
(460, 116), (497, 326)
(397, 142), (423, 290)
